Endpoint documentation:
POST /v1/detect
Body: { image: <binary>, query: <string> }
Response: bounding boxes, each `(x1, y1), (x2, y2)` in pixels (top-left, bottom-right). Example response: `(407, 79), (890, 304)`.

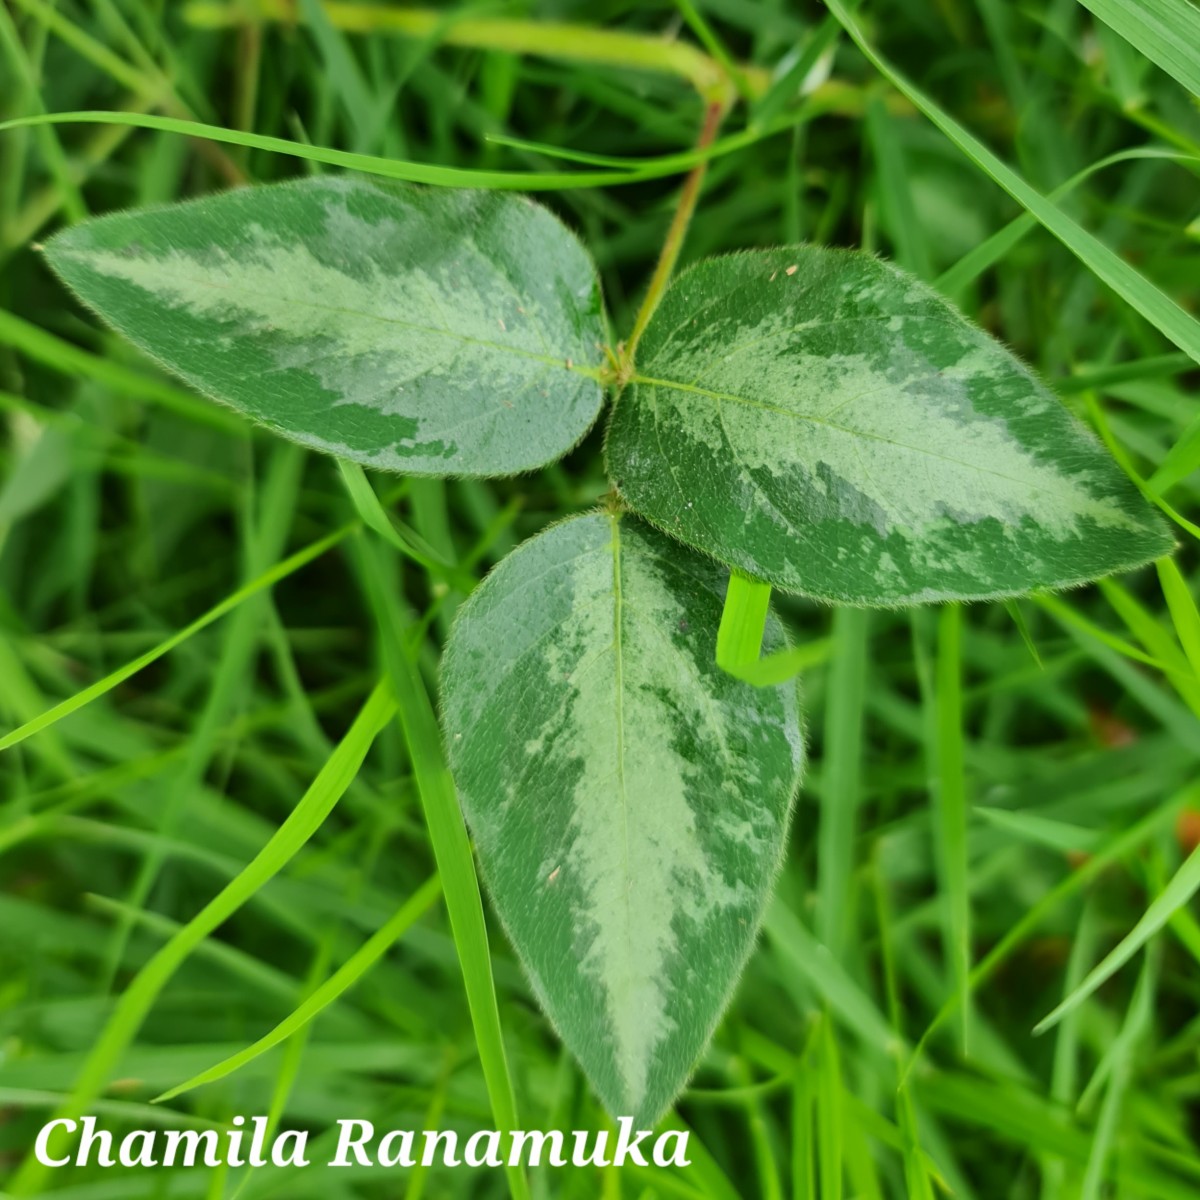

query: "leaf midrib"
(607, 511), (638, 1095)
(61, 250), (605, 379)
(632, 371), (1101, 496)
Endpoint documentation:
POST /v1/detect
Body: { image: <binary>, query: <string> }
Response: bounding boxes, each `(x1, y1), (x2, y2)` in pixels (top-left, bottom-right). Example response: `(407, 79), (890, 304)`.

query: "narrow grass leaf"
(817, 608), (869, 960)
(1156, 558), (1200, 679)
(936, 148), (1199, 298)
(765, 900), (898, 1056)
(154, 874), (441, 1101)
(1076, 0), (1200, 99)
(0, 107), (814, 191)
(356, 536), (530, 1200)
(1150, 409), (1200, 495)
(817, 1018), (844, 1200)
(716, 570), (830, 684)
(1034, 842), (1200, 1034)
(934, 604), (970, 1051)
(1080, 949), (1158, 1200)
(0, 527), (346, 752)
(6, 682), (394, 1197)
(825, 0), (1200, 366)
(337, 460), (474, 590)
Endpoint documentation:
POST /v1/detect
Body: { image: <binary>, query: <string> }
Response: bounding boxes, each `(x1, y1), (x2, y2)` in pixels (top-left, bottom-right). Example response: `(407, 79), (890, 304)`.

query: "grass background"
(2, 0), (1200, 1196)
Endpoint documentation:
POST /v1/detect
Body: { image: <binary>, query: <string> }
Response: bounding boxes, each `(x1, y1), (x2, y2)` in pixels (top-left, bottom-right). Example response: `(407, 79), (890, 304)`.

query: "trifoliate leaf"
(45, 177), (606, 476)
(607, 247), (1172, 603)
(441, 511), (803, 1123)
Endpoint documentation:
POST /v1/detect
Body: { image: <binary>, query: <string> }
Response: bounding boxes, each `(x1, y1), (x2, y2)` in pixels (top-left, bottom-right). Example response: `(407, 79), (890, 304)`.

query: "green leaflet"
(606, 247), (1173, 605)
(43, 177), (606, 476)
(441, 511), (803, 1124)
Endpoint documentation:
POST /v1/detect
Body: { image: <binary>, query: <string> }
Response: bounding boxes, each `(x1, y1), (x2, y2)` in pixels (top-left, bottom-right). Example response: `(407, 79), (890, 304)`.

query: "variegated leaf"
(441, 511), (803, 1124)
(44, 177), (606, 476)
(606, 248), (1172, 604)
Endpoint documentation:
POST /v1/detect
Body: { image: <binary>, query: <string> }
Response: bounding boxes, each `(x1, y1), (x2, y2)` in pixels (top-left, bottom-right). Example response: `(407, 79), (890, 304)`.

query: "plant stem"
(185, 0), (766, 101)
(621, 97), (726, 373)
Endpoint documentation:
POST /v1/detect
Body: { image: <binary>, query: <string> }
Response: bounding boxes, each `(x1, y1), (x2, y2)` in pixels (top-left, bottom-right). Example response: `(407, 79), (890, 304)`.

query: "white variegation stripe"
(442, 513), (802, 1122)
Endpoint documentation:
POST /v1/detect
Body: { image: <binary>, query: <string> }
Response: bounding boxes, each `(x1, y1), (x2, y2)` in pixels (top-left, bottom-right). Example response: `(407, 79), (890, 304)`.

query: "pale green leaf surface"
(43, 176), (606, 476)
(441, 511), (803, 1124)
(607, 248), (1171, 604)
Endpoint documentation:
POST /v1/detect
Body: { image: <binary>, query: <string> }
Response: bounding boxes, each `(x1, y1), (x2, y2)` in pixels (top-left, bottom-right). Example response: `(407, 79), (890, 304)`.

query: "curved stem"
(620, 98), (726, 375)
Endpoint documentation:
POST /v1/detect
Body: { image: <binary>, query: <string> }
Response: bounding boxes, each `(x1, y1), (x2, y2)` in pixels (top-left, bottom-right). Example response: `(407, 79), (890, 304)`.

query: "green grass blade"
(153, 873), (442, 1102)
(6, 681), (395, 1196)
(817, 1017), (844, 1200)
(934, 604), (971, 1052)
(817, 607), (870, 961)
(1033, 593), (1179, 676)
(336, 460), (474, 591)
(0, 526), (348, 752)
(1080, 947), (1158, 1200)
(0, 107), (813, 192)
(765, 900), (898, 1056)
(355, 535), (530, 1200)
(1157, 558), (1200, 679)
(716, 569), (830, 684)
(936, 148), (1198, 297)
(1034, 842), (1200, 1034)
(825, 0), (1200, 365)
(1076, 0), (1200, 99)
(1150, 409), (1200, 495)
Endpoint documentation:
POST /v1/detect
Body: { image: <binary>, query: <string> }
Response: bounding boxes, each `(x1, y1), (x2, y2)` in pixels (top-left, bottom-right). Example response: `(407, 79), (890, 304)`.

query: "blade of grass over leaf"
(716, 570), (830, 685)
(825, 0), (1200, 366)
(5, 681), (394, 1197)
(154, 873), (442, 1101)
(1034, 842), (1200, 1034)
